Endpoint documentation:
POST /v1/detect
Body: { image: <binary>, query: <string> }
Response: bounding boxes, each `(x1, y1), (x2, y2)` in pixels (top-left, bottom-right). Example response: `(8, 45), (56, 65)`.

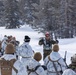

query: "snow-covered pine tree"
(0, 1), (5, 26)
(4, 0), (21, 29)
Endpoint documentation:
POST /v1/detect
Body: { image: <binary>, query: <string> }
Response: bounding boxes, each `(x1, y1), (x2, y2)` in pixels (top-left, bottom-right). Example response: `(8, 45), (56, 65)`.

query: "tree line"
(0, 0), (76, 38)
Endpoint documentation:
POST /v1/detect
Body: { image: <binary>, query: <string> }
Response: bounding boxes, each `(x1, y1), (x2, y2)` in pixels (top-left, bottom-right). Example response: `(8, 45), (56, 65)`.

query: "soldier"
(27, 52), (46, 75)
(44, 44), (67, 75)
(39, 32), (58, 60)
(0, 43), (27, 75)
(10, 36), (20, 59)
(18, 35), (34, 67)
(62, 54), (76, 75)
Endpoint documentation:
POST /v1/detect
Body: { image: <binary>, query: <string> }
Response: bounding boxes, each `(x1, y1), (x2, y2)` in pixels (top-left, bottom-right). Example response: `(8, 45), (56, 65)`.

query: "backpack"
(27, 65), (41, 75)
(0, 58), (18, 75)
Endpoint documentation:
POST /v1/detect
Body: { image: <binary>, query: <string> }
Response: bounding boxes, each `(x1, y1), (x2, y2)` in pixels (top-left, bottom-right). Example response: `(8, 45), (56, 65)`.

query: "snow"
(0, 24), (76, 65)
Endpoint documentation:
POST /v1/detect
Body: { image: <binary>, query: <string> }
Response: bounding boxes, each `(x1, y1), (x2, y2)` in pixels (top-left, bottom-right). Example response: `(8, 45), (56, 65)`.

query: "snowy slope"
(0, 25), (76, 65)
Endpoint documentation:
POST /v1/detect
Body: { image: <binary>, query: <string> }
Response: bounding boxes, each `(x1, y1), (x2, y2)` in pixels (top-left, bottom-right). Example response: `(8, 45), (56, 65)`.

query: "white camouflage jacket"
(1, 40), (8, 54)
(44, 51), (67, 75)
(18, 42), (34, 67)
(27, 59), (46, 75)
(62, 69), (76, 75)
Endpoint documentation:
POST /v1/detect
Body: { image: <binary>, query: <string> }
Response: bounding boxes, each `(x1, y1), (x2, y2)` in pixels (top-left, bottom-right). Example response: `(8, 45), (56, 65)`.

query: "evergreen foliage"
(0, 0), (76, 38)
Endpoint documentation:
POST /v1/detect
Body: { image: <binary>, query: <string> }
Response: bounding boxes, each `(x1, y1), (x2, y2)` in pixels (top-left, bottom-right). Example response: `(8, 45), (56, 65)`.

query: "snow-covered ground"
(0, 24), (76, 65)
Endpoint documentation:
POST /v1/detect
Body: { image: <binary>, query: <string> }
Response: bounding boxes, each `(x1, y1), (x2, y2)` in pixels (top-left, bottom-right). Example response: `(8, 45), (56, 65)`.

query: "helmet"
(34, 52), (42, 61)
(5, 43), (15, 54)
(71, 54), (76, 65)
(45, 32), (50, 37)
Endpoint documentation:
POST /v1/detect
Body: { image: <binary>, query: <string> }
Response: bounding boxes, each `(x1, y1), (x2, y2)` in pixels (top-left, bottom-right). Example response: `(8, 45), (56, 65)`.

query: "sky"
(0, 24), (76, 65)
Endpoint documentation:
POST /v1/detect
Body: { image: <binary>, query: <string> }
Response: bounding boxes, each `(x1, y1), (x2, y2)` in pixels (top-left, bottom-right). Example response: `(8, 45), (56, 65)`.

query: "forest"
(0, 0), (76, 38)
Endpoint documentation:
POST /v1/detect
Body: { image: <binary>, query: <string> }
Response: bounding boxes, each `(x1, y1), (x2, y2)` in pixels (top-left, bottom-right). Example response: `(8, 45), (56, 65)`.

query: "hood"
(50, 51), (61, 61)
(28, 59), (40, 69)
(1, 54), (16, 60)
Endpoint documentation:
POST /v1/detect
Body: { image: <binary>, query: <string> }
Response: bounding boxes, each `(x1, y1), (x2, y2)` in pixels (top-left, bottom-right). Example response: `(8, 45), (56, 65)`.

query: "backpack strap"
(52, 61), (59, 75)
(56, 61), (63, 74)
(10, 59), (18, 73)
(45, 56), (50, 66)
(41, 65), (47, 70)
(12, 66), (18, 73)
(27, 65), (41, 75)
(35, 65), (41, 71)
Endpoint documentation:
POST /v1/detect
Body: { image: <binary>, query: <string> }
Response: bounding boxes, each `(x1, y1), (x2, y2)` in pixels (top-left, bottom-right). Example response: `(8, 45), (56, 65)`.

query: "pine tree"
(19, 0), (39, 25)
(4, 0), (20, 29)
(0, 1), (5, 26)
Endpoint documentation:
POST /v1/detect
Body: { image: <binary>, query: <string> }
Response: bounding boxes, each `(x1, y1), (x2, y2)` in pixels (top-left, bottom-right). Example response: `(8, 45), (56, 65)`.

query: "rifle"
(64, 51), (68, 68)
(64, 51), (67, 62)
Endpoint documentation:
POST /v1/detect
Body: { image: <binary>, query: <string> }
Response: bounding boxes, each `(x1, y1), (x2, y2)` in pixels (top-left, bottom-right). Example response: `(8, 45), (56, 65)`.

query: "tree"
(19, 0), (39, 25)
(4, 0), (21, 29)
(0, 1), (5, 26)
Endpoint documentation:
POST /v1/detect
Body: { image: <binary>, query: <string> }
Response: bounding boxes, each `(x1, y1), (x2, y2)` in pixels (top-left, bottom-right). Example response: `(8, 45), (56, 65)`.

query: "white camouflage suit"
(0, 54), (27, 75)
(62, 69), (76, 75)
(27, 58), (46, 75)
(1, 37), (8, 54)
(44, 51), (67, 75)
(18, 42), (34, 67)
